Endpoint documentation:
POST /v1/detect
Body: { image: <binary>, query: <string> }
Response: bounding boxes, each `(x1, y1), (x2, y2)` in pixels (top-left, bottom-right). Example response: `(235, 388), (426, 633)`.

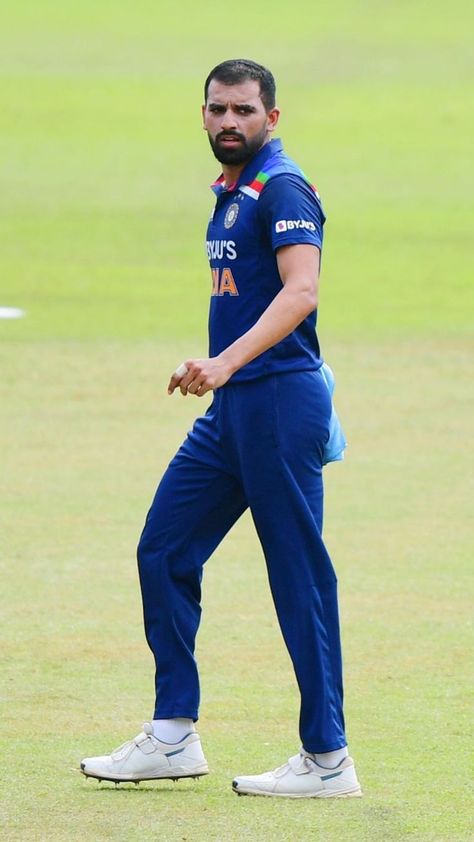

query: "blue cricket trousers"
(137, 369), (346, 753)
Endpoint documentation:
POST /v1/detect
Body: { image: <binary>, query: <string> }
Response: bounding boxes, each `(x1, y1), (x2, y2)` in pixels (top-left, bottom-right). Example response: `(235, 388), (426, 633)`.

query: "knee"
(136, 532), (147, 568)
(136, 527), (184, 581)
(137, 526), (162, 575)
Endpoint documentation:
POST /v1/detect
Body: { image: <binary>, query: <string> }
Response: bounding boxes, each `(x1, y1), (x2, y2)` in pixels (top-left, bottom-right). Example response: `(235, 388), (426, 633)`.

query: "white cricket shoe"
(232, 750), (362, 798)
(80, 723), (209, 783)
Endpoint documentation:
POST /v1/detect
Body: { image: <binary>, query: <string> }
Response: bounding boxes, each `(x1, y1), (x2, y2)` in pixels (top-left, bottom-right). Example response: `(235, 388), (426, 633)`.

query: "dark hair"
(204, 59), (276, 112)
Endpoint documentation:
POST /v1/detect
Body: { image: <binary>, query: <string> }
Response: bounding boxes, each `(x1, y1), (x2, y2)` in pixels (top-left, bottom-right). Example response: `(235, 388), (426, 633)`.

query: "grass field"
(1, 2), (473, 840)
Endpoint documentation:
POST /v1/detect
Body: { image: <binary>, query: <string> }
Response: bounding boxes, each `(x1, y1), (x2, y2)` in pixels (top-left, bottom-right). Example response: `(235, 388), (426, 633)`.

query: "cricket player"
(81, 59), (361, 798)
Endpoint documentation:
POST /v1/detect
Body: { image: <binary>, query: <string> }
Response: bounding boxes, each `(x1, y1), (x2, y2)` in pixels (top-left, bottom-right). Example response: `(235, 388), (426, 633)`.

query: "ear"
(266, 107), (280, 133)
(201, 103), (206, 129)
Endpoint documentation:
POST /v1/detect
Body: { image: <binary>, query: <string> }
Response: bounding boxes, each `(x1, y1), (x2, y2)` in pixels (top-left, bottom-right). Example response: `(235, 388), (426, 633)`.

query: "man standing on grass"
(81, 59), (361, 799)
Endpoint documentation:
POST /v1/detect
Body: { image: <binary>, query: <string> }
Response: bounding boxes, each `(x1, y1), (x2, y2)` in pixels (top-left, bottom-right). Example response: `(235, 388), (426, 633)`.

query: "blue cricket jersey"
(207, 138), (326, 382)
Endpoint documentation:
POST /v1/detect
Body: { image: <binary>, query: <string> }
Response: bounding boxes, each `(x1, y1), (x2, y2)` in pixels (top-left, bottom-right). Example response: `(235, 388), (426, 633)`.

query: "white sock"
(313, 746), (349, 768)
(152, 718), (195, 743)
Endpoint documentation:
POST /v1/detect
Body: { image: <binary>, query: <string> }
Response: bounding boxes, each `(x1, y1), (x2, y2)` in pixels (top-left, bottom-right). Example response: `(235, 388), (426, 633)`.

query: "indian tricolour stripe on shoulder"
(240, 163), (321, 202)
(240, 170), (270, 200)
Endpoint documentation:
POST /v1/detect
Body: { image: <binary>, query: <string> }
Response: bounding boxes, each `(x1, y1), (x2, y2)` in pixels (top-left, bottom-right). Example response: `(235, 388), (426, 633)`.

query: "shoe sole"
(232, 785), (362, 798)
(80, 764), (209, 784)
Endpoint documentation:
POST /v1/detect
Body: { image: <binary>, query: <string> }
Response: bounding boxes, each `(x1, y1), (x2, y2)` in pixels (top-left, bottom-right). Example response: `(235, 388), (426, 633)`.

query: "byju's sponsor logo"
(206, 239), (237, 260)
(275, 219), (316, 233)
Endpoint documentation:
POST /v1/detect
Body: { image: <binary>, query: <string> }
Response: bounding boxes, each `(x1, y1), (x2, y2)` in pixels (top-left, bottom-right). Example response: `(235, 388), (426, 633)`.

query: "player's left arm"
(168, 243), (319, 396)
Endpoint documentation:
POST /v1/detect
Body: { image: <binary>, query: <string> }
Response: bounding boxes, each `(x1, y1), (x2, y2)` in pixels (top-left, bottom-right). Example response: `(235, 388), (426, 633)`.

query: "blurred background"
(0, 2), (472, 840)
(1, 0), (471, 341)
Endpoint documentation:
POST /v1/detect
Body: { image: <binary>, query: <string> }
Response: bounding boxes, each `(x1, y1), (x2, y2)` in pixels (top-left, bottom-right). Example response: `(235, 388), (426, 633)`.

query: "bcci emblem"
(224, 203), (239, 229)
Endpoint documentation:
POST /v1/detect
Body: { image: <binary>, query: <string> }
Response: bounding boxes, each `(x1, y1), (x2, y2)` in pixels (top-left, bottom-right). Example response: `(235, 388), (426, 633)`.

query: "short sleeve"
(257, 173), (325, 252)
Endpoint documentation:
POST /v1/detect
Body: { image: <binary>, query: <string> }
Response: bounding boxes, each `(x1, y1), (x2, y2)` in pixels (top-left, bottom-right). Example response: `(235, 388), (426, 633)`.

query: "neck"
(221, 163), (244, 187)
(221, 137), (272, 187)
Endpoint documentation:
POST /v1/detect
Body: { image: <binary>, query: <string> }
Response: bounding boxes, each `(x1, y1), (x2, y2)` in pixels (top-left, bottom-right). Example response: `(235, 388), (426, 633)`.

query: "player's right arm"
(168, 242), (319, 397)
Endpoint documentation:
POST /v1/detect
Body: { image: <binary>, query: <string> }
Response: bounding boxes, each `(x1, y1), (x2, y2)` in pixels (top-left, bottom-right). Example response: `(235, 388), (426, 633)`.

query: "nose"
(220, 107), (237, 131)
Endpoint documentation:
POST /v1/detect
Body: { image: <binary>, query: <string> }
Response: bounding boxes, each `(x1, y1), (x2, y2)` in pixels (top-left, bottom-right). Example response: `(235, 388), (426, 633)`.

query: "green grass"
(1, 339), (472, 841)
(1, 1), (473, 839)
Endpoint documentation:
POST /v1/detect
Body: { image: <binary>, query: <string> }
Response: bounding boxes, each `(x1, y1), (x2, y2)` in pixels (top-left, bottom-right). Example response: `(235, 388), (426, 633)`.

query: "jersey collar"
(210, 138), (283, 197)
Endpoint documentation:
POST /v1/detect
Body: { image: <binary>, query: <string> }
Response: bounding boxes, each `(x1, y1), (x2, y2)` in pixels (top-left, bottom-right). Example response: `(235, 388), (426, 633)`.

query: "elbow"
(283, 279), (319, 319)
(301, 287), (318, 316)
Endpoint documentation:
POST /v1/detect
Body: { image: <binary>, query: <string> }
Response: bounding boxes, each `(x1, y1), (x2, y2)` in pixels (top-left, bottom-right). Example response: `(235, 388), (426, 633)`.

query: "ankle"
(152, 718), (195, 743)
(312, 746), (349, 769)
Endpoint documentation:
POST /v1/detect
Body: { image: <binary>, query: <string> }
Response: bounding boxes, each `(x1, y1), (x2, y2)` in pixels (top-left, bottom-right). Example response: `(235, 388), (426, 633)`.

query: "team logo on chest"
(224, 202), (240, 229)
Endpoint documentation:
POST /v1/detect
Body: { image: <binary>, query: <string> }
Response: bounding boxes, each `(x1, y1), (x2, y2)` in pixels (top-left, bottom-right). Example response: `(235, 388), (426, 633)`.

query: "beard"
(207, 125), (269, 166)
